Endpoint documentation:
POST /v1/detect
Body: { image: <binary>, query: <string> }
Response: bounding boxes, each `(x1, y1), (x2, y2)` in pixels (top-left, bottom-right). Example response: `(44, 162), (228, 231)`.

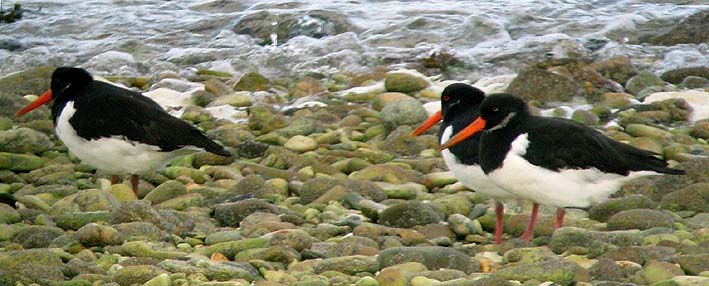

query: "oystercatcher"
(440, 93), (685, 234)
(412, 83), (558, 243)
(17, 67), (230, 193)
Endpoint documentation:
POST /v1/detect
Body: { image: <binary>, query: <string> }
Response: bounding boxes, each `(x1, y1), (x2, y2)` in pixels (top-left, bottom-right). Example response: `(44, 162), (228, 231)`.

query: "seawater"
(0, 0), (707, 79)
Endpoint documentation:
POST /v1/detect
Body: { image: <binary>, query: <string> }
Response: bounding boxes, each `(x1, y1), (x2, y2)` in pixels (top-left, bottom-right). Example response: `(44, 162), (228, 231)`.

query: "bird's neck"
(479, 119), (527, 173)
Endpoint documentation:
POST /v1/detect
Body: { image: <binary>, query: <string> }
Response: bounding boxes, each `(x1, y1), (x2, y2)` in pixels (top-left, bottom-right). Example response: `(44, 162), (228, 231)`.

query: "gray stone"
(589, 194), (657, 222)
(50, 189), (120, 215)
(0, 127), (53, 154)
(0, 249), (66, 284)
(384, 72), (429, 94)
(378, 246), (476, 274)
(660, 183), (709, 213)
(0, 203), (20, 224)
(11, 225), (65, 248)
(551, 227), (643, 254)
(625, 71), (666, 96)
(506, 67), (580, 102)
(109, 200), (162, 225)
(378, 201), (444, 228)
(380, 98), (428, 130)
(111, 265), (168, 286)
(313, 255), (379, 275)
(606, 209), (675, 230)
(493, 259), (579, 286)
(75, 223), (123, 247)
(143, 180), (188, 205)
(234, 10), (358, 45)
(676, 254), (709, 276)
(213, 198), (282, 227)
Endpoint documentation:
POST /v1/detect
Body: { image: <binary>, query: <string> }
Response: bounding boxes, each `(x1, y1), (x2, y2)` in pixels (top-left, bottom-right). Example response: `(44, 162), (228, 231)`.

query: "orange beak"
(411, 110), (442, 136)
(439, 117), (486, 150)
(17, 89), (53, 117)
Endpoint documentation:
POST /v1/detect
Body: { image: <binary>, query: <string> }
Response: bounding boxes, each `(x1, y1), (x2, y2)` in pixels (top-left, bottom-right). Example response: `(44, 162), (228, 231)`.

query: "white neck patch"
(487, 112), (516, 132)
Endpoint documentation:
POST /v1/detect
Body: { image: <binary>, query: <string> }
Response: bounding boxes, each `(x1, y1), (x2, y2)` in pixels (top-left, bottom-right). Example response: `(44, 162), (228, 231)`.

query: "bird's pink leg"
(494, 202), (504, 244)
(130, 175), (139, 194)
(555, 208), (565, 229)
(520, 203), (539, 241)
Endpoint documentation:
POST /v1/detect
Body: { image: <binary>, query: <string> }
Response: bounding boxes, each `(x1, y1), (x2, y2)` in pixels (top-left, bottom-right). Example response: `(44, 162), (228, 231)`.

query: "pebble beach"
(0, 1), (708, 286)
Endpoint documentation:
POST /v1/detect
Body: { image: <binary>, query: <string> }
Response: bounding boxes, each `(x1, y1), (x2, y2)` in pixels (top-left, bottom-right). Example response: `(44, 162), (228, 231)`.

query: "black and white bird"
(440, 93), (685, 234)
(413, 83), (560, 243)
(17, 67), (230, 193)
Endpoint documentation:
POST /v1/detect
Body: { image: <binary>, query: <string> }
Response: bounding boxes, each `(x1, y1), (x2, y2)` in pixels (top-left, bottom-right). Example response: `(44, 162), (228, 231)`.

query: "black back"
(438, 83), (486, 165)
(477, 94), (685, 176)
(49, 67), (230, 156)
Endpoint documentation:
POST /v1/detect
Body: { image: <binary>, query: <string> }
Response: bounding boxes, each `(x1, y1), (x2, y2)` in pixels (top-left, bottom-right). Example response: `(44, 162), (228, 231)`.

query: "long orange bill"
(17, 89), (53, 117)
(410, 110), (442, 136)
(439, 117), (486, 150)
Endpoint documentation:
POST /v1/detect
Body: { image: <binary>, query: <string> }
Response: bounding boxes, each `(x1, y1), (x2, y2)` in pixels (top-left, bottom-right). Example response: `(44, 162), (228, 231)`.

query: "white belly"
(56, 102), (193, 175)
(440, 126), (514, 199)
(487, 133), (660, 208)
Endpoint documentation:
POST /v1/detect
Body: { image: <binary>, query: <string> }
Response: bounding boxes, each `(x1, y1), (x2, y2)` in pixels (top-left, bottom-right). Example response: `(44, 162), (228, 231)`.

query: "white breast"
(56, 102), (193, 175)
(440, 126), (515, 199)
(487, 133), (660, 208)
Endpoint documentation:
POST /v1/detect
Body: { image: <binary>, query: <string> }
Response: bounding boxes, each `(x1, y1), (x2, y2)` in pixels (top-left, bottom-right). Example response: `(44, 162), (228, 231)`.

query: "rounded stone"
(607, 209), (675, 231)
(11, 225), (65, 248)
(384, 72), (429, 94)
(143, 180), (188, 205)
(0, 127), (53, 154)
(75, 223), (122, 247)
(284, 135), (318, 152)
(378, 201), (444, 228)
(380, 99), (428, 130)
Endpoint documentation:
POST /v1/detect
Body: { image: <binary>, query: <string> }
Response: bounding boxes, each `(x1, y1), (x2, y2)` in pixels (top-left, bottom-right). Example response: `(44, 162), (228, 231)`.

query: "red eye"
(443, 95), (451, 101)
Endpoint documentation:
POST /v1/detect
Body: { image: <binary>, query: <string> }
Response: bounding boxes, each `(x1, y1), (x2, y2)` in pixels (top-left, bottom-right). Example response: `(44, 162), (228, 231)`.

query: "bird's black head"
(440, 83), (485, 122)
(410, 83), (485, 137)
(50, 67), (93, 101)
(438, 93), (530, 150)
(478, 93), (529, 131)
(17, 67), (93, 117)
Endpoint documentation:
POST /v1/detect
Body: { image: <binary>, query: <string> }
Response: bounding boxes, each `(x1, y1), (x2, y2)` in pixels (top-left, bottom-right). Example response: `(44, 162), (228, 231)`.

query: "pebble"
(2, 58), (707, 286)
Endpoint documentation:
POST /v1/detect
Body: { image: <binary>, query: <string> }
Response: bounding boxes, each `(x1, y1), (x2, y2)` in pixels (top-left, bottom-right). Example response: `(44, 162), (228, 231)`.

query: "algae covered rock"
(506, 67), (580, 102)
(493, 259), (580, 286)
(0, 127), (53, 154)
(234, 72), (270, 91)
(384, 72), (429, 94)
(589, 194), (657, 222)
(380, 98), (428, 130)
(659, 183), (709, 213)
(11, 225), (65, 248)
(606, 209), (675, 230)
(378, 246), (476, 274)
(378, 201), (444, 228)
(0, 249), (66, 284)
(0, 152), (44, 171)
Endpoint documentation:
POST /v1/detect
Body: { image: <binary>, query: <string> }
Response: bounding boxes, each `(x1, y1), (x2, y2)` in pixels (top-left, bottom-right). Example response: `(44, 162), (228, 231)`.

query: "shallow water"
(0, 0), (707, 79)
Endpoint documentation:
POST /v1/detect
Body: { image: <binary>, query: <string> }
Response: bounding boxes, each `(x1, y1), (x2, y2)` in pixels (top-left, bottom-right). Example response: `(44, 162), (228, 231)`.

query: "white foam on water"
(0, 0), (705, 81)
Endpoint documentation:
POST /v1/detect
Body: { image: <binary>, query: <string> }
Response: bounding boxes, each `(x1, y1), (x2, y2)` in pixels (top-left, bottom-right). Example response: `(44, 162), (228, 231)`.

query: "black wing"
(522, 117), (681, 175)
(69, 82), (230, 156)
